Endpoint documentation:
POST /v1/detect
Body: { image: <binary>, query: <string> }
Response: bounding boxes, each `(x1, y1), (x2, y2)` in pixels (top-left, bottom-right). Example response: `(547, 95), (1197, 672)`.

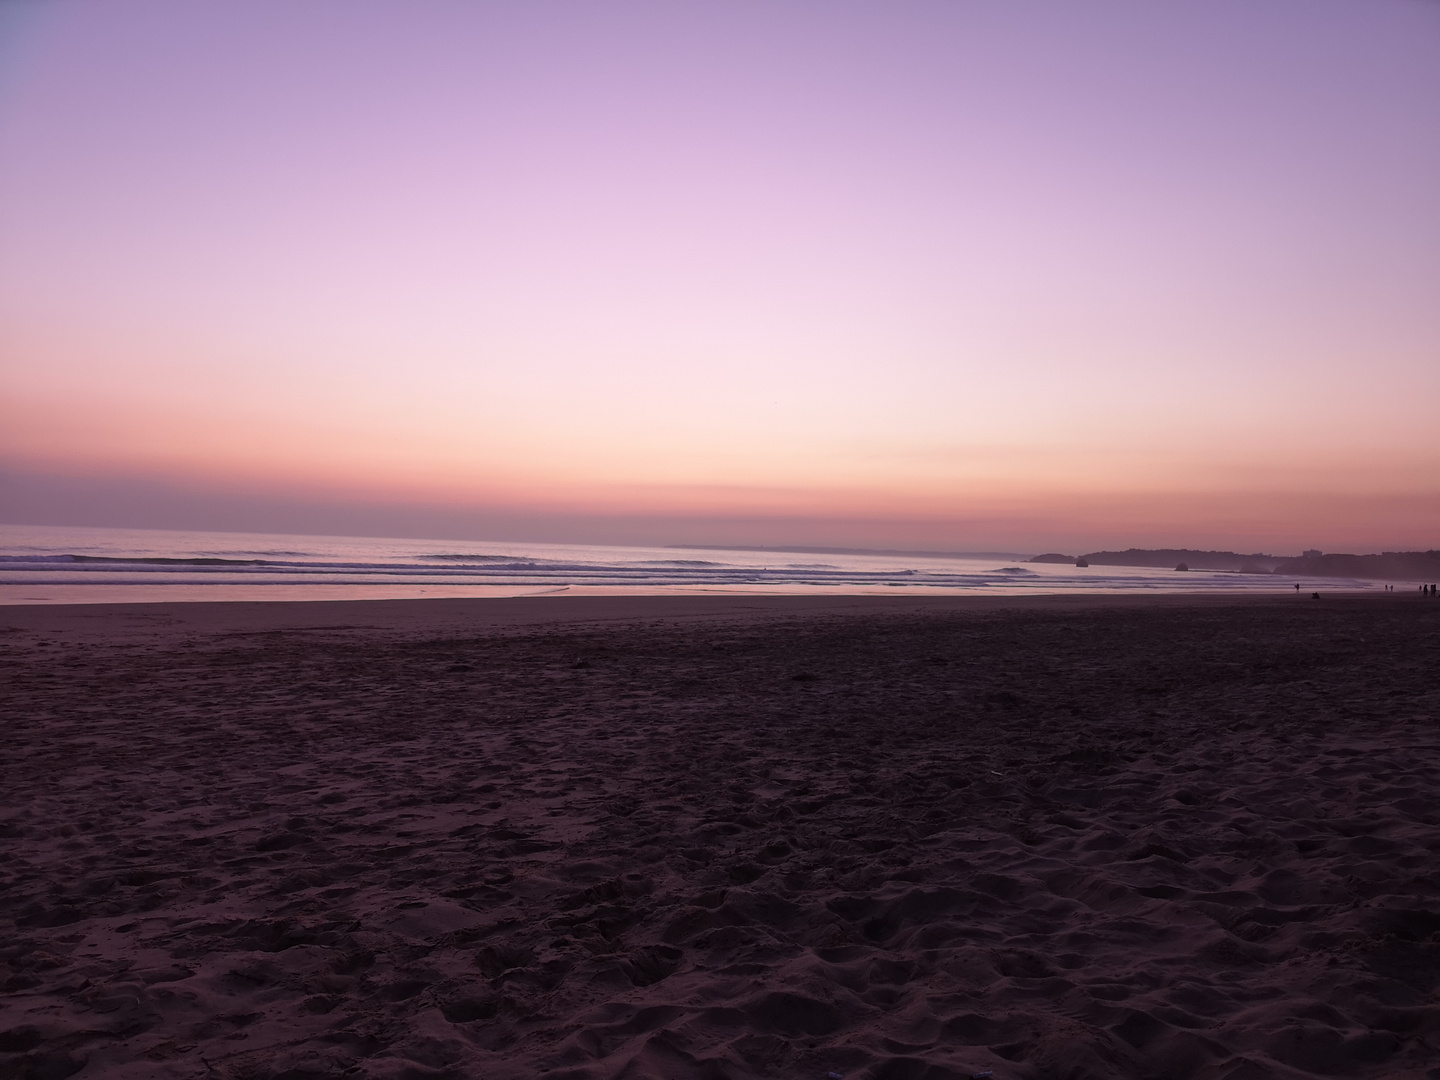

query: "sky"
(1, 0), (1437, 553)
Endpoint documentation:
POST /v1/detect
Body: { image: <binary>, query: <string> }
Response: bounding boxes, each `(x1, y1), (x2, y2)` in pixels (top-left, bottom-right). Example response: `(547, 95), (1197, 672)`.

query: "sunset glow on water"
(0, 524), (1385, 605)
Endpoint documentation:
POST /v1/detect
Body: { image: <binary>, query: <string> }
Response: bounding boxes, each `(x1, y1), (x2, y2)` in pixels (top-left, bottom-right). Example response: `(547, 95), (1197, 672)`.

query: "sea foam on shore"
(0, 524), (1379, 604)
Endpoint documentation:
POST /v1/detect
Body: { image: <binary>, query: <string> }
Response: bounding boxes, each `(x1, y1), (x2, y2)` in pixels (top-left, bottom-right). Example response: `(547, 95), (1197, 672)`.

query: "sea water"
(0, 524), (1373, 604)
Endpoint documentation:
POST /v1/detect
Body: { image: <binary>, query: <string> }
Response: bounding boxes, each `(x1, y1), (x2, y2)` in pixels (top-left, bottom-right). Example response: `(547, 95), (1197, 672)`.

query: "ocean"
(0, 524), (1374, 604)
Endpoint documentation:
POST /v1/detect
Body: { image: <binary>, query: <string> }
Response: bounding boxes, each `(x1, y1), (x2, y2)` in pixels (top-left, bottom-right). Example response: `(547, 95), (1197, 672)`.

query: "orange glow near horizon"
(2, 2), (1438, 553)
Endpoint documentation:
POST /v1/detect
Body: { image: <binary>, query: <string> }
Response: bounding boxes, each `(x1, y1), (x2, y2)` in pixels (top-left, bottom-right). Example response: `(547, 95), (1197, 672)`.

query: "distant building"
(1303, 549), (1323, 558)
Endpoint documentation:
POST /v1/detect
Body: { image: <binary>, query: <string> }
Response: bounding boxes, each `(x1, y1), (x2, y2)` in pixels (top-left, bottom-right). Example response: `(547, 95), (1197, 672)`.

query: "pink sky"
(2, 0), (1437, 553)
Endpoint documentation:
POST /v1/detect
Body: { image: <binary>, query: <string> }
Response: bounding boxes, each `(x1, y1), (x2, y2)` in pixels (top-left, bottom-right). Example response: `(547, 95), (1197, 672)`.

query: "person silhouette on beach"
(1295, 583), (1300, 593)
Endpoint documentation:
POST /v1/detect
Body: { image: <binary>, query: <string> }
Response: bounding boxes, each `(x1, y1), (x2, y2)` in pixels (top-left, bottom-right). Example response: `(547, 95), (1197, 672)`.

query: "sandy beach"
(2, 593), (1438, 1080)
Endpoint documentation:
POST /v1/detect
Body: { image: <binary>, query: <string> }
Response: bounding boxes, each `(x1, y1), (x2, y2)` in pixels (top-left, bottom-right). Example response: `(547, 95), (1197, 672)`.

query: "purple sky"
(1, 1), (1437, 551)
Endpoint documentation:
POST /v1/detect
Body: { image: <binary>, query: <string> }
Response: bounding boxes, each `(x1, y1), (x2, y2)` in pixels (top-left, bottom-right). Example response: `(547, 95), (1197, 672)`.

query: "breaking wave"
(0, 525), (1378, 598)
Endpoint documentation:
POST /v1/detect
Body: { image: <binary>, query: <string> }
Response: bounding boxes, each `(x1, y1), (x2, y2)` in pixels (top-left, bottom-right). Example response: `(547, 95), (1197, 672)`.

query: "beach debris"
(971, 1072), (995, 1079)
(827, 1072), (845, 1079)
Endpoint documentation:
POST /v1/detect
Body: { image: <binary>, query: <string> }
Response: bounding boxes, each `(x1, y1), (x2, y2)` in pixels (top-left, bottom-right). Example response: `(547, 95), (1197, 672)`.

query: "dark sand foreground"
(2, 594), (1439, 1080)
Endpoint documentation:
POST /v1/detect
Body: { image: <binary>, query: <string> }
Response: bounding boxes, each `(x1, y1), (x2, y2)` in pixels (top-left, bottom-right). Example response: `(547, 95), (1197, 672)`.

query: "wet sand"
(2, 593), (1438, 1079)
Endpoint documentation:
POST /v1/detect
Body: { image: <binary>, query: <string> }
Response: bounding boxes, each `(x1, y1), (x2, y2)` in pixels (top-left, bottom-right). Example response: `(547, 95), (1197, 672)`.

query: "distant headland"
(1030, 549), (1440, 580)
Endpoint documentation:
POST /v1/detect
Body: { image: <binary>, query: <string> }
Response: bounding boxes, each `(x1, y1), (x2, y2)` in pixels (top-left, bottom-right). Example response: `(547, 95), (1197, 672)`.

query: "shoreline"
(0, 589), (1393, 643)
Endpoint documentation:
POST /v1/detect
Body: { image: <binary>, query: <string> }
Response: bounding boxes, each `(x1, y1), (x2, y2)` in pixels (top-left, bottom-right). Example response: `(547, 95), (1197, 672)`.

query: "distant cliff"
(1074, 549), (1282, 572)
(1054, 548), (1440, 580)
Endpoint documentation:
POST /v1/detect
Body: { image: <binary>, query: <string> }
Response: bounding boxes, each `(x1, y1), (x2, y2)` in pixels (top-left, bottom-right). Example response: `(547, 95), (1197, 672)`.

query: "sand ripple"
(2, 599), (1438, 1078)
